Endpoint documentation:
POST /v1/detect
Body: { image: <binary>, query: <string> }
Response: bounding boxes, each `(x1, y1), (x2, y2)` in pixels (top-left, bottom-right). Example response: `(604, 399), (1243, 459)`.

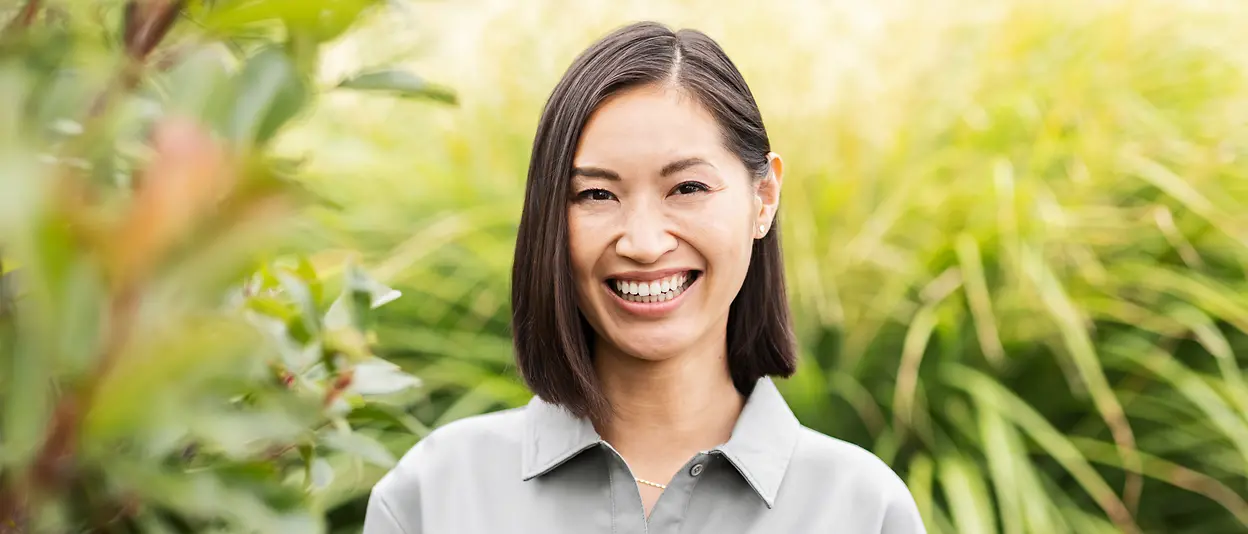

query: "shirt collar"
(520, 377), (801, 508)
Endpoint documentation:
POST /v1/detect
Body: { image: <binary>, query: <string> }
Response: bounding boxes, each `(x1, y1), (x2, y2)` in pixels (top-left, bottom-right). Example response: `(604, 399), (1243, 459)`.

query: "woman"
(364, 21), (924, 533)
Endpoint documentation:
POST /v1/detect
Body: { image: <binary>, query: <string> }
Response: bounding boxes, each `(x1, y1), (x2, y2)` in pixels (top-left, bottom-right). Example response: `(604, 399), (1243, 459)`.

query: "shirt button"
(690, 463), (704, 477)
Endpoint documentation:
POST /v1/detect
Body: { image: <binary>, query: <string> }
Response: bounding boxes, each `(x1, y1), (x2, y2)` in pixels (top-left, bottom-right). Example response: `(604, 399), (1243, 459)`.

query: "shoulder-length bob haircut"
(511, 21), (797, 421)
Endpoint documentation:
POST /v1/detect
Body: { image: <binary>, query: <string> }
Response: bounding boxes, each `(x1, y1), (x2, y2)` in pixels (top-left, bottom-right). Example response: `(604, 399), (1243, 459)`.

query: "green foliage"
(0, 0), (448, 532)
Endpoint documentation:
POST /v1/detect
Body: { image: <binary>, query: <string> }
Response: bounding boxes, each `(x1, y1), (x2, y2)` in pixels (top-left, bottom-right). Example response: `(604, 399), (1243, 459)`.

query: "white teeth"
(611, 271), (695, 302)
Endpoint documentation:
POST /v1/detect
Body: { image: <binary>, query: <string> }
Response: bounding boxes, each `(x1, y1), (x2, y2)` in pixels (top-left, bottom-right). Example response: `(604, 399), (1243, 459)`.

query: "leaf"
(349, 404), (431, 438)
(906, 454), (938, 530)
(1102, 338), (1248, 473)
(326, 260), (402, 331)
(351, 357), (421, 396)
(1070, 436), (1248, 526)
(200, 0), (379, 42)
(943, 364), (1140, 533)
(337, 70), (457, 105)
(322, 430), (395, 468)
(954, 233), (1004, 366)
(278, 270), (320, 339)
(937, 454), (996, 534)
(978, 402), (1024, 534)
(225, 47), (309, 145)
(309, 457), (334, 491)
(158, 44), (235, 122)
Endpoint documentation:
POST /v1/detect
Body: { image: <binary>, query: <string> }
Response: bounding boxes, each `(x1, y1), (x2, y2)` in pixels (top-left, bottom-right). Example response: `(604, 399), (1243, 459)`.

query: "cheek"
(672, 195), (756, 263)
(566, 208), (608, 285)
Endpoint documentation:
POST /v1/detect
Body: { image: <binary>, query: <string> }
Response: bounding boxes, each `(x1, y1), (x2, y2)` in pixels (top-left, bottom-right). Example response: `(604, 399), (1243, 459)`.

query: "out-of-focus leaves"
(337, 70), (457, 105)
(198, 0), (380, 43)
(350, 357), (420, 396)
(157, 44), (235, 123)
(81, 317), (262, 448)
(324, 260), (400, 332)
(224, 47), (308, 146)
(113, 460), (325, 534)
(322, 430), (395, 468)
(309, 457), (334, 491)
(108, 116), (235, 286)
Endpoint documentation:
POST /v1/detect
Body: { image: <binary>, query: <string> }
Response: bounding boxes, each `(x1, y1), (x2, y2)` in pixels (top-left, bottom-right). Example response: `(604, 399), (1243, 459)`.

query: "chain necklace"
(635, 477), (667, 490)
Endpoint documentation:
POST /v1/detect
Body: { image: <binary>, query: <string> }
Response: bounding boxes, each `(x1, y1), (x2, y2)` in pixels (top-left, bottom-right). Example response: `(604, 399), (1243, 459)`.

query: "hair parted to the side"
(511, 21), (797, 422)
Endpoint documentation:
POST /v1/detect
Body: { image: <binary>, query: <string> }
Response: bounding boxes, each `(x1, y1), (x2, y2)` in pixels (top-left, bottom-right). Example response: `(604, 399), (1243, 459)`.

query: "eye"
(673, 181), (710, 195)
(576, 188), (616, 202)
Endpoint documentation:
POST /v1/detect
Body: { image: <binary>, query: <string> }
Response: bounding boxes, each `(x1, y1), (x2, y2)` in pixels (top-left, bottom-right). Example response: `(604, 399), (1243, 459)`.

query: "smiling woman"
(364, 21), (924, 533)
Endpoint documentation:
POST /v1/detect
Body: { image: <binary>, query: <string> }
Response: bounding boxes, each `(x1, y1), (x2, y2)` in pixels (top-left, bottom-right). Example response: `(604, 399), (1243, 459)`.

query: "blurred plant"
(0, 0), (448, 532)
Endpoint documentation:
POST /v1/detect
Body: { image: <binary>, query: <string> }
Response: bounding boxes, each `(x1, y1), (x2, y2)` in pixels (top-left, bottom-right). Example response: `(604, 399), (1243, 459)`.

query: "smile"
(605, 270), (700, 304)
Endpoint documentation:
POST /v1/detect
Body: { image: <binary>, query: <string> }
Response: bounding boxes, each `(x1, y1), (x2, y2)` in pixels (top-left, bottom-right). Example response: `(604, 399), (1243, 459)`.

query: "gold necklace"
(635, 477), (667, 490)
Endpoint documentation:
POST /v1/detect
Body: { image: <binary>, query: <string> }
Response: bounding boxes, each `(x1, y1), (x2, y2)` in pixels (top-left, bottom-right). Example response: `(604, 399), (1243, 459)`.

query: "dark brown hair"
(511, 21), (796, 421)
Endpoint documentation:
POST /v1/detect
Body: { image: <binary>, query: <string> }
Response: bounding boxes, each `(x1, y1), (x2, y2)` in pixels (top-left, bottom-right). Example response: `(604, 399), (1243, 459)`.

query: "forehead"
(573, 84), (727, 169)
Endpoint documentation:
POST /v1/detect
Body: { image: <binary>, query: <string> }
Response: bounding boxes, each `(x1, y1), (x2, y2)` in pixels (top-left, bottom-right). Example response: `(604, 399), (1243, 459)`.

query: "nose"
(615, 203), (677, 264)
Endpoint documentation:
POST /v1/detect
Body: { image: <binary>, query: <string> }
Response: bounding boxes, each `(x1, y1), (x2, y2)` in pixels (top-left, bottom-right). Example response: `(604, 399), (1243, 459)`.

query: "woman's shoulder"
(402, 405), (527, 463)
(374, 405), (528, 492)
(791, 425), (914, 499)
(782, 426), (925, 531)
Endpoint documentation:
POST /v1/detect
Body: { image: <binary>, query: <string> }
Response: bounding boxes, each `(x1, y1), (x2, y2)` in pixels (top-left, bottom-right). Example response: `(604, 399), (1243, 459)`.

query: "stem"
(3, 0), (40, 34)
(123, 0), (186, 60)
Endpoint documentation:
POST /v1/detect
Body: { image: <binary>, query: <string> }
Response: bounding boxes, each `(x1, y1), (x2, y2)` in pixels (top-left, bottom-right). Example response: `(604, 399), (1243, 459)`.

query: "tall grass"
(288, 0), (1248, 531)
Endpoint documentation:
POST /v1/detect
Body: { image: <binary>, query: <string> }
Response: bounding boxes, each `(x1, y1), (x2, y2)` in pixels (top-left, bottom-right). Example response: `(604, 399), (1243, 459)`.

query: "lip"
(603, 270), (700, 318)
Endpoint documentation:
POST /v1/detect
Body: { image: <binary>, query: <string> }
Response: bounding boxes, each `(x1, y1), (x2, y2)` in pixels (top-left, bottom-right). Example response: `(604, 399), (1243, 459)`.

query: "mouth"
(605, 270), (701, 304)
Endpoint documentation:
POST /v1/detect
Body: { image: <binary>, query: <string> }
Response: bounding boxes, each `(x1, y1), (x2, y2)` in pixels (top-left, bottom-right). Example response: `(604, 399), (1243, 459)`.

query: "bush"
(0, 1), (449, 532)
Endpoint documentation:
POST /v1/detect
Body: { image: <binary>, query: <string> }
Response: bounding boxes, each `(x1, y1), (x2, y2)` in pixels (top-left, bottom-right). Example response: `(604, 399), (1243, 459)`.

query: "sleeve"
(363, 438), (431, 534)
(363, 489), (416, 534)
(879, 478), (926, 534)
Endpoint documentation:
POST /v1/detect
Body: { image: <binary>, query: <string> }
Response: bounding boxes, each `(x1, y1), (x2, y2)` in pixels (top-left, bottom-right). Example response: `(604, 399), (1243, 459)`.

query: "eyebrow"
(571, 166), (619, 180)
(659, 157), (714, 177)
(571, 157), (714, 181)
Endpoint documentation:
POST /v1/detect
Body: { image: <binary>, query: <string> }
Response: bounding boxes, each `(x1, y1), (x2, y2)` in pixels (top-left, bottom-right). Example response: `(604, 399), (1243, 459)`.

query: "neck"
(592, 333), (745, 481)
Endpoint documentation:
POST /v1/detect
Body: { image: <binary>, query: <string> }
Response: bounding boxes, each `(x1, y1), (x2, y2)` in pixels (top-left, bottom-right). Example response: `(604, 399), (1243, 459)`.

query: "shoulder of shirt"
(371, 404), (528, 499)
(793, 425), (913, 500)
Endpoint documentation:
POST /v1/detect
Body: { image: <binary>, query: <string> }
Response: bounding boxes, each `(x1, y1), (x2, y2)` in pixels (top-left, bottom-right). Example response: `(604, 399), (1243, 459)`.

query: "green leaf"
(278, 271), (320, 339)
(937, 454), (996, 534)
(225, 47), (309, 145)
(322, 430), (396, 468)
(200, 0), (379, 43)
(325, 260), (401, 331)
(158, 44), (235, 122)
(943, 364), (1140, 532)
(337, 70), (457, 105)
(351, 357), (421, 396)
(309, 457), (334, 491)
(907, 454), (938, 530)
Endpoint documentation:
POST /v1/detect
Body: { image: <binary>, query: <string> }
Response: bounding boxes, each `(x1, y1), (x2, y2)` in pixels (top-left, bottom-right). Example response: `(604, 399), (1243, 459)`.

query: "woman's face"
(567, 83), (781, 362)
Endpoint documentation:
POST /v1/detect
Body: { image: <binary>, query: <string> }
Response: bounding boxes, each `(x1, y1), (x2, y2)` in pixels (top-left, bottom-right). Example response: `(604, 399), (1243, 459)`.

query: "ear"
(754, 152), (784, 239)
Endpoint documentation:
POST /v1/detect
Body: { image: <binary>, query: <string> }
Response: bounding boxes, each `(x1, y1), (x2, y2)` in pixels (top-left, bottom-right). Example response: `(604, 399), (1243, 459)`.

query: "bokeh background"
(3, 0), (1248, 532)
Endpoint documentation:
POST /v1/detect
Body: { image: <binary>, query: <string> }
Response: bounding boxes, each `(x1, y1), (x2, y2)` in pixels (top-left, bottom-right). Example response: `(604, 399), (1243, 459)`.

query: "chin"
(608, 335), (692, 362)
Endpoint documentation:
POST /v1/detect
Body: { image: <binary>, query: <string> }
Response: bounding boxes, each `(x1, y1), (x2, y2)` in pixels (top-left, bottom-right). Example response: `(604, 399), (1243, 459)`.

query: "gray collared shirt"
(364, 377), (925, 533)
